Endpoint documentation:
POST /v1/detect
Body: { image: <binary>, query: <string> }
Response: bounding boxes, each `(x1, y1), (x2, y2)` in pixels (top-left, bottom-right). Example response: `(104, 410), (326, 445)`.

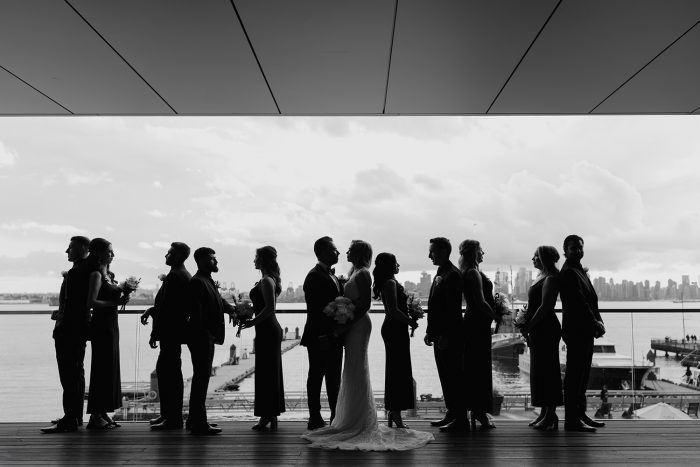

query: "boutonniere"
(214, 280), (221, 290)
(158, 274), (167, 282)
(61, 271), (68, 278)
(434, 276), (443, 286)
(338, 274), (348, 285)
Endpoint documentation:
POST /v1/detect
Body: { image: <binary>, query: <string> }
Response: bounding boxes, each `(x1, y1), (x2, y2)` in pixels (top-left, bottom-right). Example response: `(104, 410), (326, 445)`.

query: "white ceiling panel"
(235, 0), (395, 114)
(594, 24), (700, 114)
(0, 0), (171, 114)
(490, 0), (700, 114)
(69, 0), (277, 115)
(0, 67), (69, 115)
(385, 0), (558, 114)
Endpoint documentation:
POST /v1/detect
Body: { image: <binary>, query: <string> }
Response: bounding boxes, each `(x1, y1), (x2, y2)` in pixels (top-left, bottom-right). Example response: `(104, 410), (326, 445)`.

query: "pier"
(650, 338), (700, 361)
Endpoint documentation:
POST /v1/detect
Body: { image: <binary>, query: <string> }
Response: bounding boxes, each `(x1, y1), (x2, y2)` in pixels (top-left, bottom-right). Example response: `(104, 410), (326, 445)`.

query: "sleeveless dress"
(381, 280), (415, 411)
(302, 268), (433, 451)
(463, 268), (494, 414)
(526, 276), (563, 407)
(250, 281), (286, 417)
(87, 273), (122, 413)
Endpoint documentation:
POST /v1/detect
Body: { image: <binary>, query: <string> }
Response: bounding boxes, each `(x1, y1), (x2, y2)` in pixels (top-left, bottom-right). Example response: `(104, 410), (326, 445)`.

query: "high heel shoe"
(387, 412), (409, 429)
(528, 412), (546, 427)
(252, 417), (271, 431)
(471, 412), (496, 430)
(270, 417), (278, 431)
(534, 416), (559, 431)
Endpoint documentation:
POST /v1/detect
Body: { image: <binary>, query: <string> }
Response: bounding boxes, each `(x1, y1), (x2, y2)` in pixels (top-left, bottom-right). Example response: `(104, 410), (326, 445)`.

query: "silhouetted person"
(301, 236), (343, 430)
(241, 246), (285, 431)
(85, 238), (129, 429)
(373, 252), (417, 429)
(425, 237), (466, 431)
(560, 235), (605, 432)
(141, 242), (192, 430)
(186, 247), (235, 435)
(520, 246), (563, 431)
(459, 239), (496, 430)
(41, 236), (91, 434)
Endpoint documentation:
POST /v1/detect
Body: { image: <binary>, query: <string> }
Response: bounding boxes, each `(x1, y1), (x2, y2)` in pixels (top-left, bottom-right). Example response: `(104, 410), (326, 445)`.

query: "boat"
(519, 339), (659, 390)
(491, 304), (527, 362)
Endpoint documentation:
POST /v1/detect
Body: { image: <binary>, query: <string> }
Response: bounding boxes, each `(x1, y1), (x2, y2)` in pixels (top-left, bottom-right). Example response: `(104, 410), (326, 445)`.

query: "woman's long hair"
(348, 240), (373, 276)
(536, 245), (560, 278)
(458, 239), (480, 273)
(86, 237), (114, 280)
(372, 252), (397, 300)
(256, 245), (282, 296)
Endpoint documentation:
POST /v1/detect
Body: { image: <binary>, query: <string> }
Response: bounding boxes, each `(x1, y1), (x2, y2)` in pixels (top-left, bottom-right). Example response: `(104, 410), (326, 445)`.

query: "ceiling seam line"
(0, 65), (73, 114)
(382, 0), (399, 114)
(690, 105), (700, 114)
(486, 0), (563, 114)
(230, 0), (281, 114)
(63, 0), (178, 114)
(589, 19), (700, 114)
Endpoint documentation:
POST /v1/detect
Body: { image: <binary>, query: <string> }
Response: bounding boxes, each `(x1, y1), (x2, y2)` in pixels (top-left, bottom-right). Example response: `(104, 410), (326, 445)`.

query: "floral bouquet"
(513, 304), (529, 329)
(232, 293), (255, 337)
(492, 292), (511, 326)
(118, 276), (141, 311)
(323, 296), (355, 324)
(407, 294), (425, 337)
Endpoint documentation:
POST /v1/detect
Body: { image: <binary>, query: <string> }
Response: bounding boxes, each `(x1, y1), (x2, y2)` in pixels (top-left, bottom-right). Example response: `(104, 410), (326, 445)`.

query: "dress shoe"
(52, 416), (82, 426)
(185, 420), (218, 430)
(439, 420), (470, 432)
(190, 425), (222, 435)
(41, 423), (78, 433)
(580, 414), (605, 428)
(307, 418), (326, 430)
(564, 423), (596, 433)
(150, 419), (184, 431)
(149, 415), (166, 425)
(430, 414), (454, 427)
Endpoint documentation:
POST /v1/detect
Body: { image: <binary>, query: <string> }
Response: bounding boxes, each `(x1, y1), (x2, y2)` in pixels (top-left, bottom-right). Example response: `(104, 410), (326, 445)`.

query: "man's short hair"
(193, 247), (215, 265)
(430, 237), (452, 255)
(313, 236), (334, 259)
(563, 234), (584, 251)
(171, 242), (191, 260)
(70, 236), (91, 249)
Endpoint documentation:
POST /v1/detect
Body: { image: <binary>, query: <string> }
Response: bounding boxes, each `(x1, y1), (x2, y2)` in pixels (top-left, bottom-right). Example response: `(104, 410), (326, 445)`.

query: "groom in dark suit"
(186, 247), (235, 435)
(425, 237), (466, 431)
(302, 236), (343, 430)
(560, 234), (606, 432)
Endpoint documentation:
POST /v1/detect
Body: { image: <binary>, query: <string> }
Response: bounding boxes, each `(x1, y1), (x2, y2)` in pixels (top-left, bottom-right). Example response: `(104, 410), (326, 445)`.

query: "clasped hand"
(594, 320), (606, 338)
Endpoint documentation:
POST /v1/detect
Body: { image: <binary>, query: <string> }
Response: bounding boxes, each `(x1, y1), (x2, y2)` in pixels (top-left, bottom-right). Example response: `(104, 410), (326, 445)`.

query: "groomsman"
(560, 234), (606, 432)
(186, 247), (235, 435)
(141, 242), (192, 430)
(424, 237), (466, 431)
(302, 236), (343, 430)
(42, 236), (91, 433)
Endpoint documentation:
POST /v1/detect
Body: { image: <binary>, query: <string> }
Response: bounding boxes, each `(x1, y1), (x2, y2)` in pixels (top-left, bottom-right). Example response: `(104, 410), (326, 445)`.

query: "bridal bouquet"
(492, 292), (511, 325)
(323, 296), (355, 324)
(407, 294), (425, 337)
(514, 304), (529, 328)
(119, 276), (141, 311)
(232, 294), (254, 337)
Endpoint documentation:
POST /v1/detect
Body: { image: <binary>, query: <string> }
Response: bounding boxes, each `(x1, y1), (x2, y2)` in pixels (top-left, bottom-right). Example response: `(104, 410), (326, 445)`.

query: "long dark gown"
(526, 276), (563, 407)
(250, 282), (285, 417)
(463, 269), (494, 414)
(87, 273), (122, 414)
(381, 280), (415, 411)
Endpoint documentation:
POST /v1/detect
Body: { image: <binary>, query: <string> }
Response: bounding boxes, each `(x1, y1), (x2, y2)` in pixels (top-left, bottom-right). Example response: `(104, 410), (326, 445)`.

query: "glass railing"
(1, 304), (699, 422)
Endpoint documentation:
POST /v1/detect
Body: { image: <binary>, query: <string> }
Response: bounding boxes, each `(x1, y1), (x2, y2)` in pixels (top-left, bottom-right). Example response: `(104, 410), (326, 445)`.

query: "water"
(1, 302), (699, 421)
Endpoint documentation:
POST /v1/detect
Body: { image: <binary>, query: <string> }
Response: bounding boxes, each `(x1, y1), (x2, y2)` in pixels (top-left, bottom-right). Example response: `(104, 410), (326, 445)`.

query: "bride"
(302, 240), (434, 451)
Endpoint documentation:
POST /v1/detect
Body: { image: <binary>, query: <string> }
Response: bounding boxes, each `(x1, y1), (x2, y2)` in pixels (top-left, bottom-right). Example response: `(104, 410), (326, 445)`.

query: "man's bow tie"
(329, 268), (335, 275)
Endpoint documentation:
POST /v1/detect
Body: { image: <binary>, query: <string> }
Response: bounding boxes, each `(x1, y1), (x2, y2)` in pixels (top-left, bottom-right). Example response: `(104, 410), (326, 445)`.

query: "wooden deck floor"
(1, 421), (699, 465)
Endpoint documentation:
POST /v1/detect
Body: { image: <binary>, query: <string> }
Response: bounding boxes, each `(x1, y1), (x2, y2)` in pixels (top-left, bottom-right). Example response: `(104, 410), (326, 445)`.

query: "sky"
(0, 115), (699, 293)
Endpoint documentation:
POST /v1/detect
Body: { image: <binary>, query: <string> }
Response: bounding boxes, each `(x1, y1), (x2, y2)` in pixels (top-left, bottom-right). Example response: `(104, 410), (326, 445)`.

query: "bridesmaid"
(372, 253), (417, 429)
(459, 239), (497, 429)
(243, 246), (285, 430)
(519, 246), (563, 430)
(85, 238), (129, 429)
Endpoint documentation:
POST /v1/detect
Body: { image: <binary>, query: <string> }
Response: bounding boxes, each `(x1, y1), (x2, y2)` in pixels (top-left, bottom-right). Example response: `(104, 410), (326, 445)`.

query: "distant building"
(417, 272), (432, 298)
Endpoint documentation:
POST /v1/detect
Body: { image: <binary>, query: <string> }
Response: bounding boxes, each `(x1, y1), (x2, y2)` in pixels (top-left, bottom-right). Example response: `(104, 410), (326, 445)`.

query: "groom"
(302, 236), (344, 430)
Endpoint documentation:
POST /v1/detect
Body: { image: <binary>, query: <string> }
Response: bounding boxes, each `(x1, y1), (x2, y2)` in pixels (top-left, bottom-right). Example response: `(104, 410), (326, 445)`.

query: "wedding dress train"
(302, 268), (434, 451)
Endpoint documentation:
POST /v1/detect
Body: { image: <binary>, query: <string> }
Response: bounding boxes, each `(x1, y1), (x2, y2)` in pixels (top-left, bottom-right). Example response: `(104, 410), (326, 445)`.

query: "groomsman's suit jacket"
(559, 261), (603, 342)
(152, 268), (192, 343)
(301, 264), (342, 347)
(426, 261), (464, 341)
(53, 261), (91, 341)
(187, 272), (234, 345)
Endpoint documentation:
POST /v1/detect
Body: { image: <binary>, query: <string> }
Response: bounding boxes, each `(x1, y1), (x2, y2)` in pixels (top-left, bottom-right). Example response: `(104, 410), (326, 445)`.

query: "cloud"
(61, 169), (113, 185)
(0, 221), (84, 235)
(146, 209), (167, 218)
(0, 141), (18, 167)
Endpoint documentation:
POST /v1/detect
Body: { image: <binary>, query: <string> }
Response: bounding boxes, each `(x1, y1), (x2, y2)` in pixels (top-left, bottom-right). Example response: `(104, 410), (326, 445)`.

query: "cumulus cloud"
(0, 141), (17, 167)
(0, 221), (84, 235)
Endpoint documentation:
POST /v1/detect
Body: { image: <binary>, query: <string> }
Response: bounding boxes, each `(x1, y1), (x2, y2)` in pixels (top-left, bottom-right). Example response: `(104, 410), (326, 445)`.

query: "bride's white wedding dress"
(302, 268), (434, 451)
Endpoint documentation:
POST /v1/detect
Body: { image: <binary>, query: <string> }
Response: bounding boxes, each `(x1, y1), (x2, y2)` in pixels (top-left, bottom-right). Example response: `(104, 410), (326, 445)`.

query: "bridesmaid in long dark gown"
(459, 239), (497, 429)
(372, 253), (417, 429)
(85, 238), (128, 429)
(243, 246), (285, 430)
(518, 246), (563, 431)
